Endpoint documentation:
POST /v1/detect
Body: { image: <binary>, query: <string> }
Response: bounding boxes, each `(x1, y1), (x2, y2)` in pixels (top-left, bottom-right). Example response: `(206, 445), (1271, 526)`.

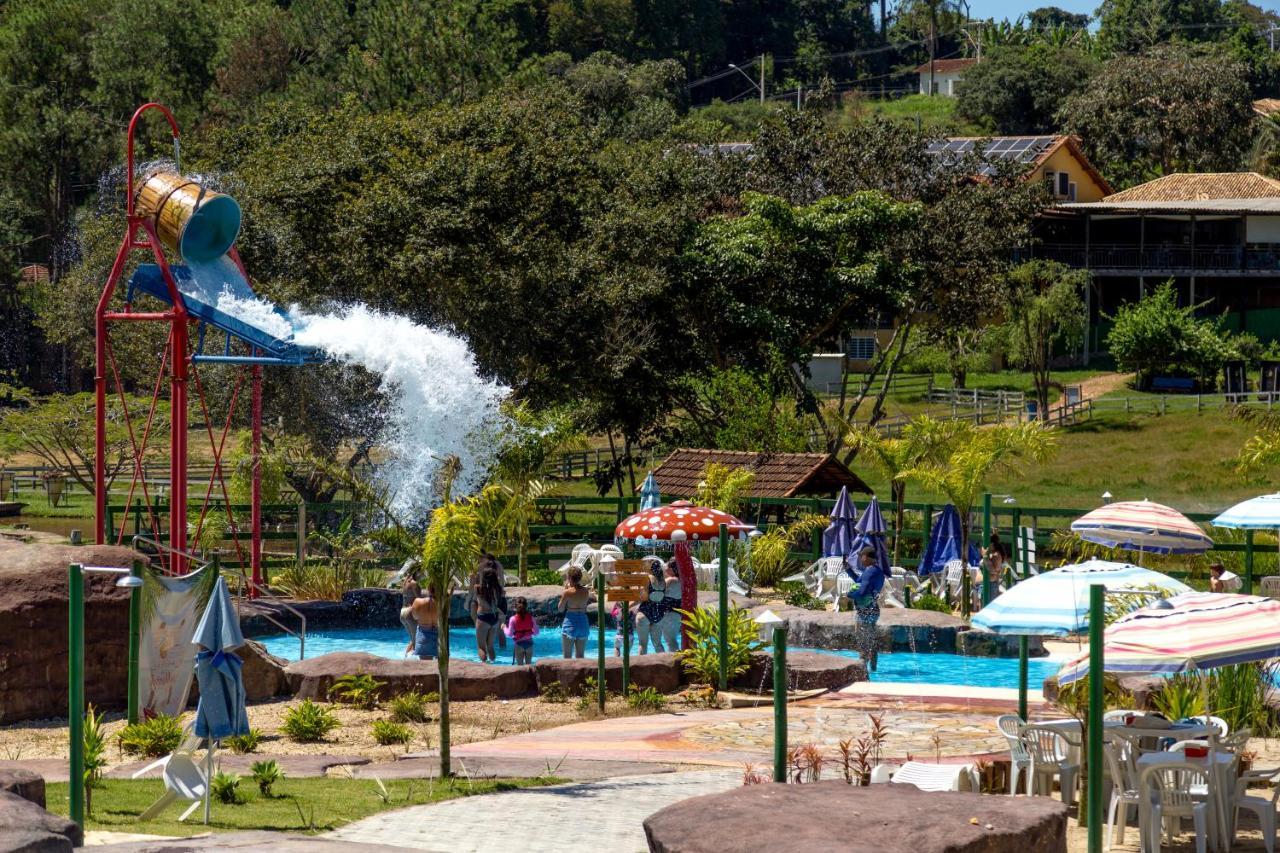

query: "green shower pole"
(1017, 635), (1029, 721)
(68, 563), (85, 832)
(718, 524), (729, 692)
(772, 625), (788, 783)
(1086, 583), (1104, 852)
(127, 560), (142, 725)
(596, 571), (606, 712)
(1245, 530), (1255, 594)
(981, 493), (992, 605)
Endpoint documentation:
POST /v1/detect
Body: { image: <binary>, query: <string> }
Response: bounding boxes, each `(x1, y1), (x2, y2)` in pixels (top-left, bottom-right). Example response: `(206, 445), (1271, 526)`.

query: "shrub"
(389, 691), (434, 723)
(281, 700), (340, 742)
(271, 562), (387, 601)
(627, 686), (666, 711)
(226, 729), (263, 754)
(211, 771), (244, 804)
(1106, 283), (1234, 389)
(250, 760), (283, 797)
(779, 581), (825, 611)
(540, 682), (568, 703)
(371, 720), (414, 746)
(118, 713), (184, 758)
(675, 606), (766, 685)
(83, 705), (108, 815)
(910, 592), (953, 614)
(328, 673), (385, 710)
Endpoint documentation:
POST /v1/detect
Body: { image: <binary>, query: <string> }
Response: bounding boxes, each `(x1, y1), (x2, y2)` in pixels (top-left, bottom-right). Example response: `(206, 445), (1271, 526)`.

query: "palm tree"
(846, 416), (963, 565)
(901, 421), (1056, 616)
(420, 479), (485, 777)
(492, 404), (584, 584)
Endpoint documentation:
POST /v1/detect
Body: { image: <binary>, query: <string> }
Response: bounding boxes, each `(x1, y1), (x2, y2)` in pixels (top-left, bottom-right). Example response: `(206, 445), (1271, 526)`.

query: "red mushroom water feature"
(614, 500), (752, 650)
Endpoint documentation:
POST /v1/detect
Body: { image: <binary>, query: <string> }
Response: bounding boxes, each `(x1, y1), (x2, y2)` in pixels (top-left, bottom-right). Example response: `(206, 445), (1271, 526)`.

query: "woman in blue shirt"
(850, 547), (885, 673)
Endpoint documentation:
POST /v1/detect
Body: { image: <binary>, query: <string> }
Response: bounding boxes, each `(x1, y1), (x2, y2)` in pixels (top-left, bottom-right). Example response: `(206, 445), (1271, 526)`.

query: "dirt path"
(1046, 371), (1134, 419)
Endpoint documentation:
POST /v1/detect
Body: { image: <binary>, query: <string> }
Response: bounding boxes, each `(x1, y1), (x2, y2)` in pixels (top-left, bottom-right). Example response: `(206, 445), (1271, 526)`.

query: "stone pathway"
(328, 769), (741, 853)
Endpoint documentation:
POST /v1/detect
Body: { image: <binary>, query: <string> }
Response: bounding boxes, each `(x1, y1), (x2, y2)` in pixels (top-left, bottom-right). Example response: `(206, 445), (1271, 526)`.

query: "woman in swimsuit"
(472, 565), (503, 663)
(635, 561), (670, 654)
(559, 566), (594, 658)
(410, 586), (438, 660)
(399, 573), (421, 655)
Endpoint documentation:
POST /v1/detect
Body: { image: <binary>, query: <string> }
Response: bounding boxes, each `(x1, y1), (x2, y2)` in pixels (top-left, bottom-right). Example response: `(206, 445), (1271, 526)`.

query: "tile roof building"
(649, 449), (871, 498)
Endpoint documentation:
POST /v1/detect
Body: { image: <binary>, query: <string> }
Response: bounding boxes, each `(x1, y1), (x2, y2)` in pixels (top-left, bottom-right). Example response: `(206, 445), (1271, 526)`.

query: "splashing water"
(214, 289), (295, 340)
(290, 304), (508, 521)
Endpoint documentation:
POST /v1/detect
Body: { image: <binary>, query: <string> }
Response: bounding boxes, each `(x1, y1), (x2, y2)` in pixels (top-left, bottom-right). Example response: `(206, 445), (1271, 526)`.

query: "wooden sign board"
(608, 588), (648, 602)
(609, 560), (651, 588)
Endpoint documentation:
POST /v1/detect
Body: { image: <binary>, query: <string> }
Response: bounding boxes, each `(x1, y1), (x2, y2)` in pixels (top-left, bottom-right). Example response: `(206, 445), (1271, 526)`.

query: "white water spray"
(214, 290), (509, 522)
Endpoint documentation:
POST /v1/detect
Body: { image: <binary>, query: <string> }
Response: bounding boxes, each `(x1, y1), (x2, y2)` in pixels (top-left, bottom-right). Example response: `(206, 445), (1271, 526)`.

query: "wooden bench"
(1151, 376), (1195, 393)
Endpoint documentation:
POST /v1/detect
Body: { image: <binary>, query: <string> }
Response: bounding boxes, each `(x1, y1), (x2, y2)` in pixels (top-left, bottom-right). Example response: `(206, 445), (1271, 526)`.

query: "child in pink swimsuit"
(505, 597), (538, 665)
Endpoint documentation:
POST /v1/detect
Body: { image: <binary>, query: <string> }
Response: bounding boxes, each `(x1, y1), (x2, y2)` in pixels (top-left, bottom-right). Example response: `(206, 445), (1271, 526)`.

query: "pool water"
(256, 627), (1062, 689)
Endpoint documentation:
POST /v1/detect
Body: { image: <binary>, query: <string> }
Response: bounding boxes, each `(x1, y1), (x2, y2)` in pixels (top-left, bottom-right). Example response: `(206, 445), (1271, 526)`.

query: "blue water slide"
(126, 255), (324, 366)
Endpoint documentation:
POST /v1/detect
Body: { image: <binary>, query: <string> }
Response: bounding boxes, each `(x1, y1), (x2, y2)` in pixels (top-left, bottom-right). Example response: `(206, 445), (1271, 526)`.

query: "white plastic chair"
(995, 714), (1032, 796)
(1234, 766), (1280, 853)
(869, 761), (979, 792)
(1102, 736), (1142, 851)
(1219, 571), (1243, 592)
(1260, 576), (1280, 600)
(694, 557), (749, 596)
(134, 727), (209, 822)
(1023, 724), (1080, 807)
(1182, 716), (1229, 738)
(1141, 762), (1210, 853)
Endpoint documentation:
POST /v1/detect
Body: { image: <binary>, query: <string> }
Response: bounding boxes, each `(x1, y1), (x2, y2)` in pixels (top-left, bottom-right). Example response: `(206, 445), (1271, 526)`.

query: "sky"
(965, 0), (1280, 23)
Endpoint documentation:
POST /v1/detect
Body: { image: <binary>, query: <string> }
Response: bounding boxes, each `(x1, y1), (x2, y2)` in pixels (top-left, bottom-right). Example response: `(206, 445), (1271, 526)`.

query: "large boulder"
(733, 651), (866, 692)
(0, 790), (80, 850)
(239, 640), (290, 701)
(0, 541), (140, 723)
(283, 652), (537, 701)
(643, 781), (1067, 853)
(0, 770), (44, 808)
(746, 605), (967, 654)
(955, 628), (1046, 659)
(534, 653), (683, 694)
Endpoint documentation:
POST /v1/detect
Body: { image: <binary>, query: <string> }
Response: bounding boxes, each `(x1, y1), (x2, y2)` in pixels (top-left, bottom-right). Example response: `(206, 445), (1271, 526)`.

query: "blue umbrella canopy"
(192, 577), (249, 740)
(918, 504), (982, 576)
(971, 558), (1191, 636)
(639, 471), (662, 511)
(821, 486), (859, 561)
(850, 495), (891, 576)
(1214, 493), (1280, 529)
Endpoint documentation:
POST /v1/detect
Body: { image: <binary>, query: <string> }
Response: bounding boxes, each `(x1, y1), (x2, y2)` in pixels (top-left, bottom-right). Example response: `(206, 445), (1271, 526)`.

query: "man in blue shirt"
(850, 547), (885, 673)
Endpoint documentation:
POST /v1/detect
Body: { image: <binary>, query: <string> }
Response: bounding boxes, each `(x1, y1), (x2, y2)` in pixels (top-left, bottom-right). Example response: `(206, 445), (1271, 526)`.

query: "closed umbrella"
(191, 577), (249, 824)
(1057, 591), (1280, 685)
(972, 559), (1191, 718)
(636, 472), (663, 548)
(821, 486), (859, 564)
(1071, 499), (1212, 558)
(918, 504), (981, 577)
(850, 495), (890, 578)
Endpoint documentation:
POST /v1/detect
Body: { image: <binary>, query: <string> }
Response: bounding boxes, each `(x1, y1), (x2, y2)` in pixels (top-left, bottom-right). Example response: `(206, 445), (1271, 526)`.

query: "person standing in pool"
(410, 586), (438, 660)
(559, 566), (594, 658)
(472, 565), (504, 663)
(399, 572), (421, 655)
(505, 597), (538, 665)
(850, 547), (885, 673)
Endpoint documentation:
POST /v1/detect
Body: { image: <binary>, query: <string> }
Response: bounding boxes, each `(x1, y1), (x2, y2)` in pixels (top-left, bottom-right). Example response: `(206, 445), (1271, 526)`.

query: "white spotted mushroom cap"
(615, 500), (752, 541)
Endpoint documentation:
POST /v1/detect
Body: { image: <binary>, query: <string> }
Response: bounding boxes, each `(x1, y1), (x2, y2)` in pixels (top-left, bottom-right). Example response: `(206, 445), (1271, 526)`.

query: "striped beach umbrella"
(1057, 591), (1280, 685)
(972, 558), (1191, 637)
(1070, 499), (1213, 556)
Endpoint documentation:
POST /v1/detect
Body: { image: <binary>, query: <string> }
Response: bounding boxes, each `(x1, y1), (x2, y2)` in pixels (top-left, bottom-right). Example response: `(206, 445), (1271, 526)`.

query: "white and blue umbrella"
(972, 558), (1192, 636)
(1214, 493), (1280, 529)
(192, 577), (250, 741)
(821, 486), (859, 564)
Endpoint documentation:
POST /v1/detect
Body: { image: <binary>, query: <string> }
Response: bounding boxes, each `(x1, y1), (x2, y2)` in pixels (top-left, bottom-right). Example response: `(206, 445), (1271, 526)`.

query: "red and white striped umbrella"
(614, 500), (752, 542)
(1070, 499), (1212, 555)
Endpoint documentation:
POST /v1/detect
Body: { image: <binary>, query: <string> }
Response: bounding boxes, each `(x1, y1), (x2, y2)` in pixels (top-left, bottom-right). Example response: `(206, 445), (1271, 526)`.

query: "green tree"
(672, 368), (815, 453)
(955, 44), (1097, 135)
(0, 392), (170, 495)
(901, 420), (1056, 617)
(420, 478), (485, 778)
(1097, 0), (1235, 54)
(845, 416), (961, 564)
(1062, 44), (1254, 187)
(1003, 260), (1087, 416)
(1105, 282), (1235, 389)
(692, 462), (756, 515)
(1026, 6), (1090, 28)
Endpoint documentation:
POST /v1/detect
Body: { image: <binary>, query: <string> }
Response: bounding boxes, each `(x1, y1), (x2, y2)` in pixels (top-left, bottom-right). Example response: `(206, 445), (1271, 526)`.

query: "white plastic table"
(1137, 750), (1237, 853)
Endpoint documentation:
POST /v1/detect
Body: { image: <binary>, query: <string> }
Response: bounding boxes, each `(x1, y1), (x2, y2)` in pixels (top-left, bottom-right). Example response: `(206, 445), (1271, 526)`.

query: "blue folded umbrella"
(192, 577), (250, 740)
(918, 504), (981, 576)
(849, 496), (891, 578)
(821, 486), (859, 565)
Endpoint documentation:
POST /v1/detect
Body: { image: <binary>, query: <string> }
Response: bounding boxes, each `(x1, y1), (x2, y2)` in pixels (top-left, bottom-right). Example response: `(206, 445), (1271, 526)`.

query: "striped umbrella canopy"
(1070, 499), (1213, 555)
(1057, 591), (1280, 685)
(971, 558), (1191, 637)
(1213, 493), (1280, 529)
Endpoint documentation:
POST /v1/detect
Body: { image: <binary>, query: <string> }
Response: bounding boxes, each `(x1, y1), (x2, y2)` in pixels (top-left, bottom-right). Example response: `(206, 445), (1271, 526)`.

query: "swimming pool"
(256, 627), (1063, 689)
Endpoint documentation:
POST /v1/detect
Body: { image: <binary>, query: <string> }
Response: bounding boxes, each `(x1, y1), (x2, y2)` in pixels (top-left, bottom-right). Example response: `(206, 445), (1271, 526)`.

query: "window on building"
(847, 337), (877, 360)
(1057, 172), (1070, 197)
(1068, 182), (1077, 202)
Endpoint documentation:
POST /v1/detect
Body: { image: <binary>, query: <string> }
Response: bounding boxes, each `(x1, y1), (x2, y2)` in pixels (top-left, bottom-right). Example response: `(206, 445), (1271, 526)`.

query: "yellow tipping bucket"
(134, 172), (241, 262)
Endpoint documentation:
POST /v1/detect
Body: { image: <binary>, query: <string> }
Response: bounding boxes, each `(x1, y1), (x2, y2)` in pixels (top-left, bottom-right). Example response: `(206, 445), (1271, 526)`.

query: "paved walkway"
(328, 769), (740, 852)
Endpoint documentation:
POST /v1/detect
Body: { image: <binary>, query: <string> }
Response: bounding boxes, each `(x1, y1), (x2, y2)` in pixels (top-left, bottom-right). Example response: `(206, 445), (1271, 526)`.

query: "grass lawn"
(860, 94), (986, 135)
(48, 775), (557, 836)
